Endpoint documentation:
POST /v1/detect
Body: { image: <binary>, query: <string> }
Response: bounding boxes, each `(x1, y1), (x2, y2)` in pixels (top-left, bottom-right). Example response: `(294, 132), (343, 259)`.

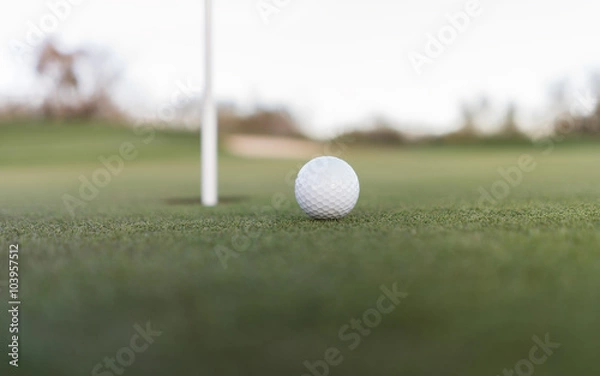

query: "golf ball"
(295, 156), (360, 219)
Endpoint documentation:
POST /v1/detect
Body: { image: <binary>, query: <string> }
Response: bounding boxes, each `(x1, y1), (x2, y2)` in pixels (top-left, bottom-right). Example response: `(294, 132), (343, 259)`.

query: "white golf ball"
(295, 156), (360, 219)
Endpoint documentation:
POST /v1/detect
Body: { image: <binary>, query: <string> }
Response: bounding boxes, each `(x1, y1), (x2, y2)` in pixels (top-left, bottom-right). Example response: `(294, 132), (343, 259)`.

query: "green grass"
(1, 122), (599, 376)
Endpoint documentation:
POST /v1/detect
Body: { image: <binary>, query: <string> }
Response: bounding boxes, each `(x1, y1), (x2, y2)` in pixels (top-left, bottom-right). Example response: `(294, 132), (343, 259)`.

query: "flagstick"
(202, 0), (218, 206)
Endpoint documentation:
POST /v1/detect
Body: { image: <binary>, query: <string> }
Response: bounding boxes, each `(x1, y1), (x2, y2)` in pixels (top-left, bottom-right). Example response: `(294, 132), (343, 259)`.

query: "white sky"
(2, 0), (600, 137)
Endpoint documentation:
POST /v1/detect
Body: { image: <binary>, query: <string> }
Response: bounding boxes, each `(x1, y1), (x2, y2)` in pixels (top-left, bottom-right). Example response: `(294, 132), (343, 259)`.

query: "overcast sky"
(2, 0), (600, 137)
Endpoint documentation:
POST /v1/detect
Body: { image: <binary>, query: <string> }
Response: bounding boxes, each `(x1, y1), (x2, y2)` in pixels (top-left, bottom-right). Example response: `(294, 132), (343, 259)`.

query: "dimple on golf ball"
(295, 156), (360, 219)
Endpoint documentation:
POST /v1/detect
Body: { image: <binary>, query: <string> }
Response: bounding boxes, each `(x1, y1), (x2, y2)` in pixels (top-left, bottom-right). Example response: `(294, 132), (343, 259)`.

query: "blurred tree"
(459, 103), (477, 136)
(35, 40), (124, 121)
(217, 106), (302, 138)
(441, 103), (479, 143)
(548, 79), (568, 109)
(335, 123), (406, 146)
(499, 102), (522, 137)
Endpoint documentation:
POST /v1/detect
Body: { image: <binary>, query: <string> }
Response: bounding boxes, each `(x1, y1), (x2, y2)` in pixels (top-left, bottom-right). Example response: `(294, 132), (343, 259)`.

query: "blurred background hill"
(2, 39), (600, 151)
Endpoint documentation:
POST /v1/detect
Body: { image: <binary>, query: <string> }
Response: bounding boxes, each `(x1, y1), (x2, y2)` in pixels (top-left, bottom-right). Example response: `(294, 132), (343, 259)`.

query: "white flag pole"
(202, 0), (218, 206)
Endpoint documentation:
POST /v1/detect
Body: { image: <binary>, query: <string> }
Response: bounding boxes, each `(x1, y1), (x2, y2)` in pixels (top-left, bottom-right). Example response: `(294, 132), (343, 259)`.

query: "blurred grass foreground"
(1, 120), (600, 376)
